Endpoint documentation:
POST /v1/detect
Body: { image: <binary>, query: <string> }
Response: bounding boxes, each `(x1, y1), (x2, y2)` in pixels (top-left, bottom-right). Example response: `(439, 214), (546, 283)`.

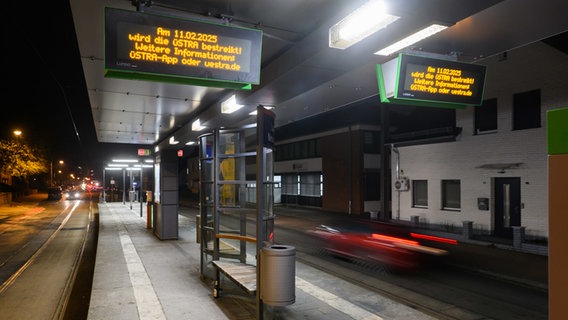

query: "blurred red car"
(306, 222), (455, 272)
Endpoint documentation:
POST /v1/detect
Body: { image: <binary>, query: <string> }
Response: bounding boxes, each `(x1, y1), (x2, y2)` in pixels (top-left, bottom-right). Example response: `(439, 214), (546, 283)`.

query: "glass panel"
(199, 134), (214, 158)
(413, 180), (428, 207)
(503, 184), (510, 227)
(442, 179), (461, 209)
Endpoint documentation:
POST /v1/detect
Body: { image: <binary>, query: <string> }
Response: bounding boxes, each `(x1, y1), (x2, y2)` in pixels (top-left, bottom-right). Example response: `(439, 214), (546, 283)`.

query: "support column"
(153, 149), (179, 240)
(547, 107), (568, 320)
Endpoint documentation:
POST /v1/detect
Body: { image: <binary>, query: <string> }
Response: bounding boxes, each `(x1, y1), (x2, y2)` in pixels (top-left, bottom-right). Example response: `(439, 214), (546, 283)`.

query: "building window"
(275, 138), (321, 161)
(300, 173), (322, 197)
(363, 131), (380, 153)
(442, 179), (461, 210)
(513, 89), (541, 130)
(364, 172), (380, 201)
(412, 180), (428, 207)
(474, 98), (497, 134)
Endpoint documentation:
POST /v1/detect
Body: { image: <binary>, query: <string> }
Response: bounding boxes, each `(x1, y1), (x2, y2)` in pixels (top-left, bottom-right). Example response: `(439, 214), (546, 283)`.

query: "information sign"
(105, 7), (262, 89)
(377, 53), (487, 108)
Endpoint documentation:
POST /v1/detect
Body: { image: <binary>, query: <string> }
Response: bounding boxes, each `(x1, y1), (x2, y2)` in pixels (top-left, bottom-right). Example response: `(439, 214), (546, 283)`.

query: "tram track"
(0, 199), (95, 320)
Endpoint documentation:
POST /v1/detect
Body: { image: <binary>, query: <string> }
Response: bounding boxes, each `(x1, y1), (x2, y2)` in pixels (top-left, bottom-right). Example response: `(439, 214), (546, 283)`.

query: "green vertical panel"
(547, 107), (568, 155)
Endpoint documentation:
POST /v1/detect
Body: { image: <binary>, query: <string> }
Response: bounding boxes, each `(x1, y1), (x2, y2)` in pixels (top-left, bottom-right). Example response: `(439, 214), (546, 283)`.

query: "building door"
(494, 177), (521, 237)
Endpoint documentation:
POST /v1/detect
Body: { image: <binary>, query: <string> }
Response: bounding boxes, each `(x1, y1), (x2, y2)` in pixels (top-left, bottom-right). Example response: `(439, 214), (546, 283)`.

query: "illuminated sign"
(105, 8), (262, 89)
(377, 54), (487, 108)
(138, 148), (150, 156)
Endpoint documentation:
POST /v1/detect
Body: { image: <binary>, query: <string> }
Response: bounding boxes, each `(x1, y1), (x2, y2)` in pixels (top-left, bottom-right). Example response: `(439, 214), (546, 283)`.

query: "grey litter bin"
(260, 245), (296, 306)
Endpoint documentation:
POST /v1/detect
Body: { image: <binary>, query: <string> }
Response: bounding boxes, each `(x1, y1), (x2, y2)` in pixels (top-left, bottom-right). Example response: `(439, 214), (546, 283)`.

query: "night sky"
(2, 2), (141, 174)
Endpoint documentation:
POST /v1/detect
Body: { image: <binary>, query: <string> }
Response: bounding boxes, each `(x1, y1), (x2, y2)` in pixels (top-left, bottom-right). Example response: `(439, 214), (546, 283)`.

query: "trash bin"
(260, 245), (296, 306)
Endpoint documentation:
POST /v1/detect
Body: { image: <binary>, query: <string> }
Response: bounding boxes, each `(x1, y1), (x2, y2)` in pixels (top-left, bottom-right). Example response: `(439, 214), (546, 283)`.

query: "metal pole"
(122, 169), (126, 205)
(102, 168), (106, 203)
(50, 161), (53, 186)
(129, 169), (133, 210)
(140, 168), (143, 217)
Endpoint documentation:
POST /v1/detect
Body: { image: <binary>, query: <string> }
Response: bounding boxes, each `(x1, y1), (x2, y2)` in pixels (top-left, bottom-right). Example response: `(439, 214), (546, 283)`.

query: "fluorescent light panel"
(104, 167), (124, 171)
(221, 94), (244, 114)
(107, 164), (129, 167)
(374, 23), (448, 56)
(169, 136), (179, 145)
(192, 119), (206, 131)
(329, 0), (399, 49)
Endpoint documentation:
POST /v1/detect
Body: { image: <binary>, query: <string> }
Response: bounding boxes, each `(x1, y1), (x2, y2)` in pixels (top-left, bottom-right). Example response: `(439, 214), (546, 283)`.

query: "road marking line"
(112, 209), (166, 320)
(296, 277), (384, 320)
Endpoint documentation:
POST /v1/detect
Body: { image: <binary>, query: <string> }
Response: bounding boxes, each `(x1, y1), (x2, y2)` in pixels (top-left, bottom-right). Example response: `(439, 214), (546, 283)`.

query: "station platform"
(87, 202), (445, 320)
(87, 200), (549, 319)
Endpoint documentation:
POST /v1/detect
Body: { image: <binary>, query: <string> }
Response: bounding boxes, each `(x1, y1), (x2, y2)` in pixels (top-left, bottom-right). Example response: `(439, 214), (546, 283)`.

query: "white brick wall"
(392, 41), (568, 239)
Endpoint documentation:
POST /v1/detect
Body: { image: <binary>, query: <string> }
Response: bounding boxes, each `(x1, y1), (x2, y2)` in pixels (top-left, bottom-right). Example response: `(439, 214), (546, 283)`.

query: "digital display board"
(377, 53), (487, 108)
(105, 7), (262, 90)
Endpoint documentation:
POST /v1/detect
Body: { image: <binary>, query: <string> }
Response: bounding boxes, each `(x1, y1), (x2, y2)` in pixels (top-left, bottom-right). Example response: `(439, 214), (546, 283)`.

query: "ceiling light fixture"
(112, 159), (138, 163)
(192, 119), (206, 131)
(169, 136), (179, 145)
(329, 0), (399, 50)
(374, 23), (449, 56)
(221, 94), (244, 114)
(104, 167), (124, 171)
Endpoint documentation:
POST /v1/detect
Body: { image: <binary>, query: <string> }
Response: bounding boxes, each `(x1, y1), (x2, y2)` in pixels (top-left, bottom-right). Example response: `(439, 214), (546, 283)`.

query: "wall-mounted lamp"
(374, 23), (449, 56)
(329, 0), (399, 49)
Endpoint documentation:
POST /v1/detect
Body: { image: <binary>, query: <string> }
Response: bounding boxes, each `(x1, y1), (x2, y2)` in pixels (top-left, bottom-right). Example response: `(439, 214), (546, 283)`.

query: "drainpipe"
(391, 144), (400, 220)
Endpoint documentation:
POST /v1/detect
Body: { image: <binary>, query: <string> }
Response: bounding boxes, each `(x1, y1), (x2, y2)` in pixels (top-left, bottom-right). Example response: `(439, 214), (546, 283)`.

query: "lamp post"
(50, 160), (64, 186)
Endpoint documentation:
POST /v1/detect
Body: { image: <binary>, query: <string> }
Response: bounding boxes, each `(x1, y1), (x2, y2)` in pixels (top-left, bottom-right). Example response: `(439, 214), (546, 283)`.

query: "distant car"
(64, 188), (84, 200)
(47, 186), (63, 200)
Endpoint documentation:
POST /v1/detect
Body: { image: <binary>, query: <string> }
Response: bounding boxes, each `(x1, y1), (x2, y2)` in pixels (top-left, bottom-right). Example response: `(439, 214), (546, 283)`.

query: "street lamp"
(50, 160), (64, 186)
